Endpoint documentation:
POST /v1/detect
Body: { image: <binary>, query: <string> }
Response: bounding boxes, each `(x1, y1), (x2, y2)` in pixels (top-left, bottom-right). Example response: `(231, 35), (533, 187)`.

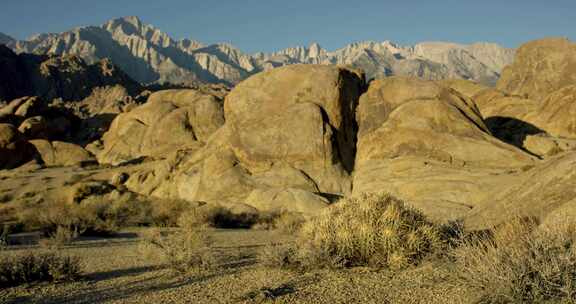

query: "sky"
(0, 0), (575, 53)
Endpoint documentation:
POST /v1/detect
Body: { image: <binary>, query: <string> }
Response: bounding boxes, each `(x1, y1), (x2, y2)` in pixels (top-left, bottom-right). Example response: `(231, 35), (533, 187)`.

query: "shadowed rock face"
(0, 123), (38, 169)
(0, 45), (141, 102)
(0, 45), (31, 101)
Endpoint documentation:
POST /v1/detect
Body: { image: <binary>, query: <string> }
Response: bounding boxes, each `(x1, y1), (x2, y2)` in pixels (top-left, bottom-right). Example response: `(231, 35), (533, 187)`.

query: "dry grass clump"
(258, 243), (299, 269)
(454, 217), (576, 303)
(140, 228), (216, 274)
(140, 206), (223, 274)
(260, 193), (446, 270)
(253, 212), (306, 234)
(0, 251), (82, 288)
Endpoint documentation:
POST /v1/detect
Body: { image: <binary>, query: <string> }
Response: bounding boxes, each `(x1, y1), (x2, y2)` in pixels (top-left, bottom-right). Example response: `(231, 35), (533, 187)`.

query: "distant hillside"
(0, 45), (140, 102)
(2, 16), (515, 85)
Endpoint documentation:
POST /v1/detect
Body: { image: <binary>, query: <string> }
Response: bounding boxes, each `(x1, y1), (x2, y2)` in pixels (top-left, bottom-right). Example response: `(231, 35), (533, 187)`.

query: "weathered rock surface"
(523, 134), (576, 157)
(437, 79), (489, 99)
(224, 65), (365, 194)
(124, 65), (365, 214)
(466, 152), (576, 229)
(244, 188), (329, 215)
(29, 140), (94, 167)
(353, 77), (535, 220)
(98, 89), (224, 165)
(524, 85), (576, 139)
(497, 38), (576, 101)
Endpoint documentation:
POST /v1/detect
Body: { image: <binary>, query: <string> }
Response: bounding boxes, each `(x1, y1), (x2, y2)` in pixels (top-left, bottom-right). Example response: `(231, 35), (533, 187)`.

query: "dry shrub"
(16, 199), (119, 236)
(454, 217), (576, 303)
(261, 193), (446, 270)
(39, 226), (79, 249)
(140, 206), (221, 274)
(139, 228), (216, 274)
(0, 251), (82, 288)
(149, 199), (190, 227)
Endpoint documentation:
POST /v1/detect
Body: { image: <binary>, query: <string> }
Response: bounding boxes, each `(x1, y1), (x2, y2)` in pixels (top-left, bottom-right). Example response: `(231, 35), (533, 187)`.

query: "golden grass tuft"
(139, 228), (216, 274)
(454, 217), (576, 303)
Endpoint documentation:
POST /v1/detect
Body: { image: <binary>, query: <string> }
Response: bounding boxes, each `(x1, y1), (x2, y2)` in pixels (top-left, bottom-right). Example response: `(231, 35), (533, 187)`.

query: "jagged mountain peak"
(104, 16), (145, 32)
(5, 16), (516, 86)
(0, 32), (15, 46)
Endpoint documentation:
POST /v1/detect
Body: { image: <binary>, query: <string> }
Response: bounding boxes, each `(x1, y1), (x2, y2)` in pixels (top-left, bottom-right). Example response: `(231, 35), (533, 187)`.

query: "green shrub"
(454, 218), (576, 303)
(0, 251), (82, 288)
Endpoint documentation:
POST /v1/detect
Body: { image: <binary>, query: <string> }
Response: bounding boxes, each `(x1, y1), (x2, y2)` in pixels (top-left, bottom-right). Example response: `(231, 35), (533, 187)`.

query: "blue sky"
(0, 0), (574, 53)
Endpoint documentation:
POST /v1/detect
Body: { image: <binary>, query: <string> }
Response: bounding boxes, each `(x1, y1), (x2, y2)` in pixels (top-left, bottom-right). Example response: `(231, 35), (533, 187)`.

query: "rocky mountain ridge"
(2, 16), (514, 86)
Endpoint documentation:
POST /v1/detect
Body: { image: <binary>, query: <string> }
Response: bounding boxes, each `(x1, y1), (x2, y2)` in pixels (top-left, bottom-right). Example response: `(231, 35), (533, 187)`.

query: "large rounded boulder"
(353, 77), (535, 221)
(224, 64), (365, 195)
(29, 140), (94, 167)
(97, 89), (225, 165)
(465, 152), (576, 229)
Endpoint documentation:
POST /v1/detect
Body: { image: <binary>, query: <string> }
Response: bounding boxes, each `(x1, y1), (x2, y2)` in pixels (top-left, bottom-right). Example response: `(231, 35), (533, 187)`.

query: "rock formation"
(0, 45), (141, 102)
(353, 77), (535, 220)
(497, 38), (576, 101)
(119, 65), (365, 215)
(29, 140), (94, 167)
(2, 36), (576, 230)
(96, 89), (225, 165)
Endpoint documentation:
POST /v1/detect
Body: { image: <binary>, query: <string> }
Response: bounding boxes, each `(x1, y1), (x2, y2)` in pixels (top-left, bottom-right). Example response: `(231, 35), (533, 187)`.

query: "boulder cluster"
(2, 38), (576, 228)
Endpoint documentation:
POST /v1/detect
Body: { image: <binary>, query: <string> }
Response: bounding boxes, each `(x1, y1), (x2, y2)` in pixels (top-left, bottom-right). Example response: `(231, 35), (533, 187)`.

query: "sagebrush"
(0, 251), (82, 288)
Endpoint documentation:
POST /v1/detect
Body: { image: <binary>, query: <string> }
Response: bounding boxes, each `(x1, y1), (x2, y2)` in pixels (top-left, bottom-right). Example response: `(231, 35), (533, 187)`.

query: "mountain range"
(0, 16), (515, 86)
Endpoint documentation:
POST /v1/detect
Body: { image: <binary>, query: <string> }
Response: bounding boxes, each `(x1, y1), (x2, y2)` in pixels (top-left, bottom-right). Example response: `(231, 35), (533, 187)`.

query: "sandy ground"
(0, 228), (472, 304)
(0, 166), (473, 303)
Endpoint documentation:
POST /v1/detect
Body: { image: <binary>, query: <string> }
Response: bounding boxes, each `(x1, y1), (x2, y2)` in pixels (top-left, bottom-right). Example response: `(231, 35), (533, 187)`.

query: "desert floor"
(0, 227), (474, 304)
